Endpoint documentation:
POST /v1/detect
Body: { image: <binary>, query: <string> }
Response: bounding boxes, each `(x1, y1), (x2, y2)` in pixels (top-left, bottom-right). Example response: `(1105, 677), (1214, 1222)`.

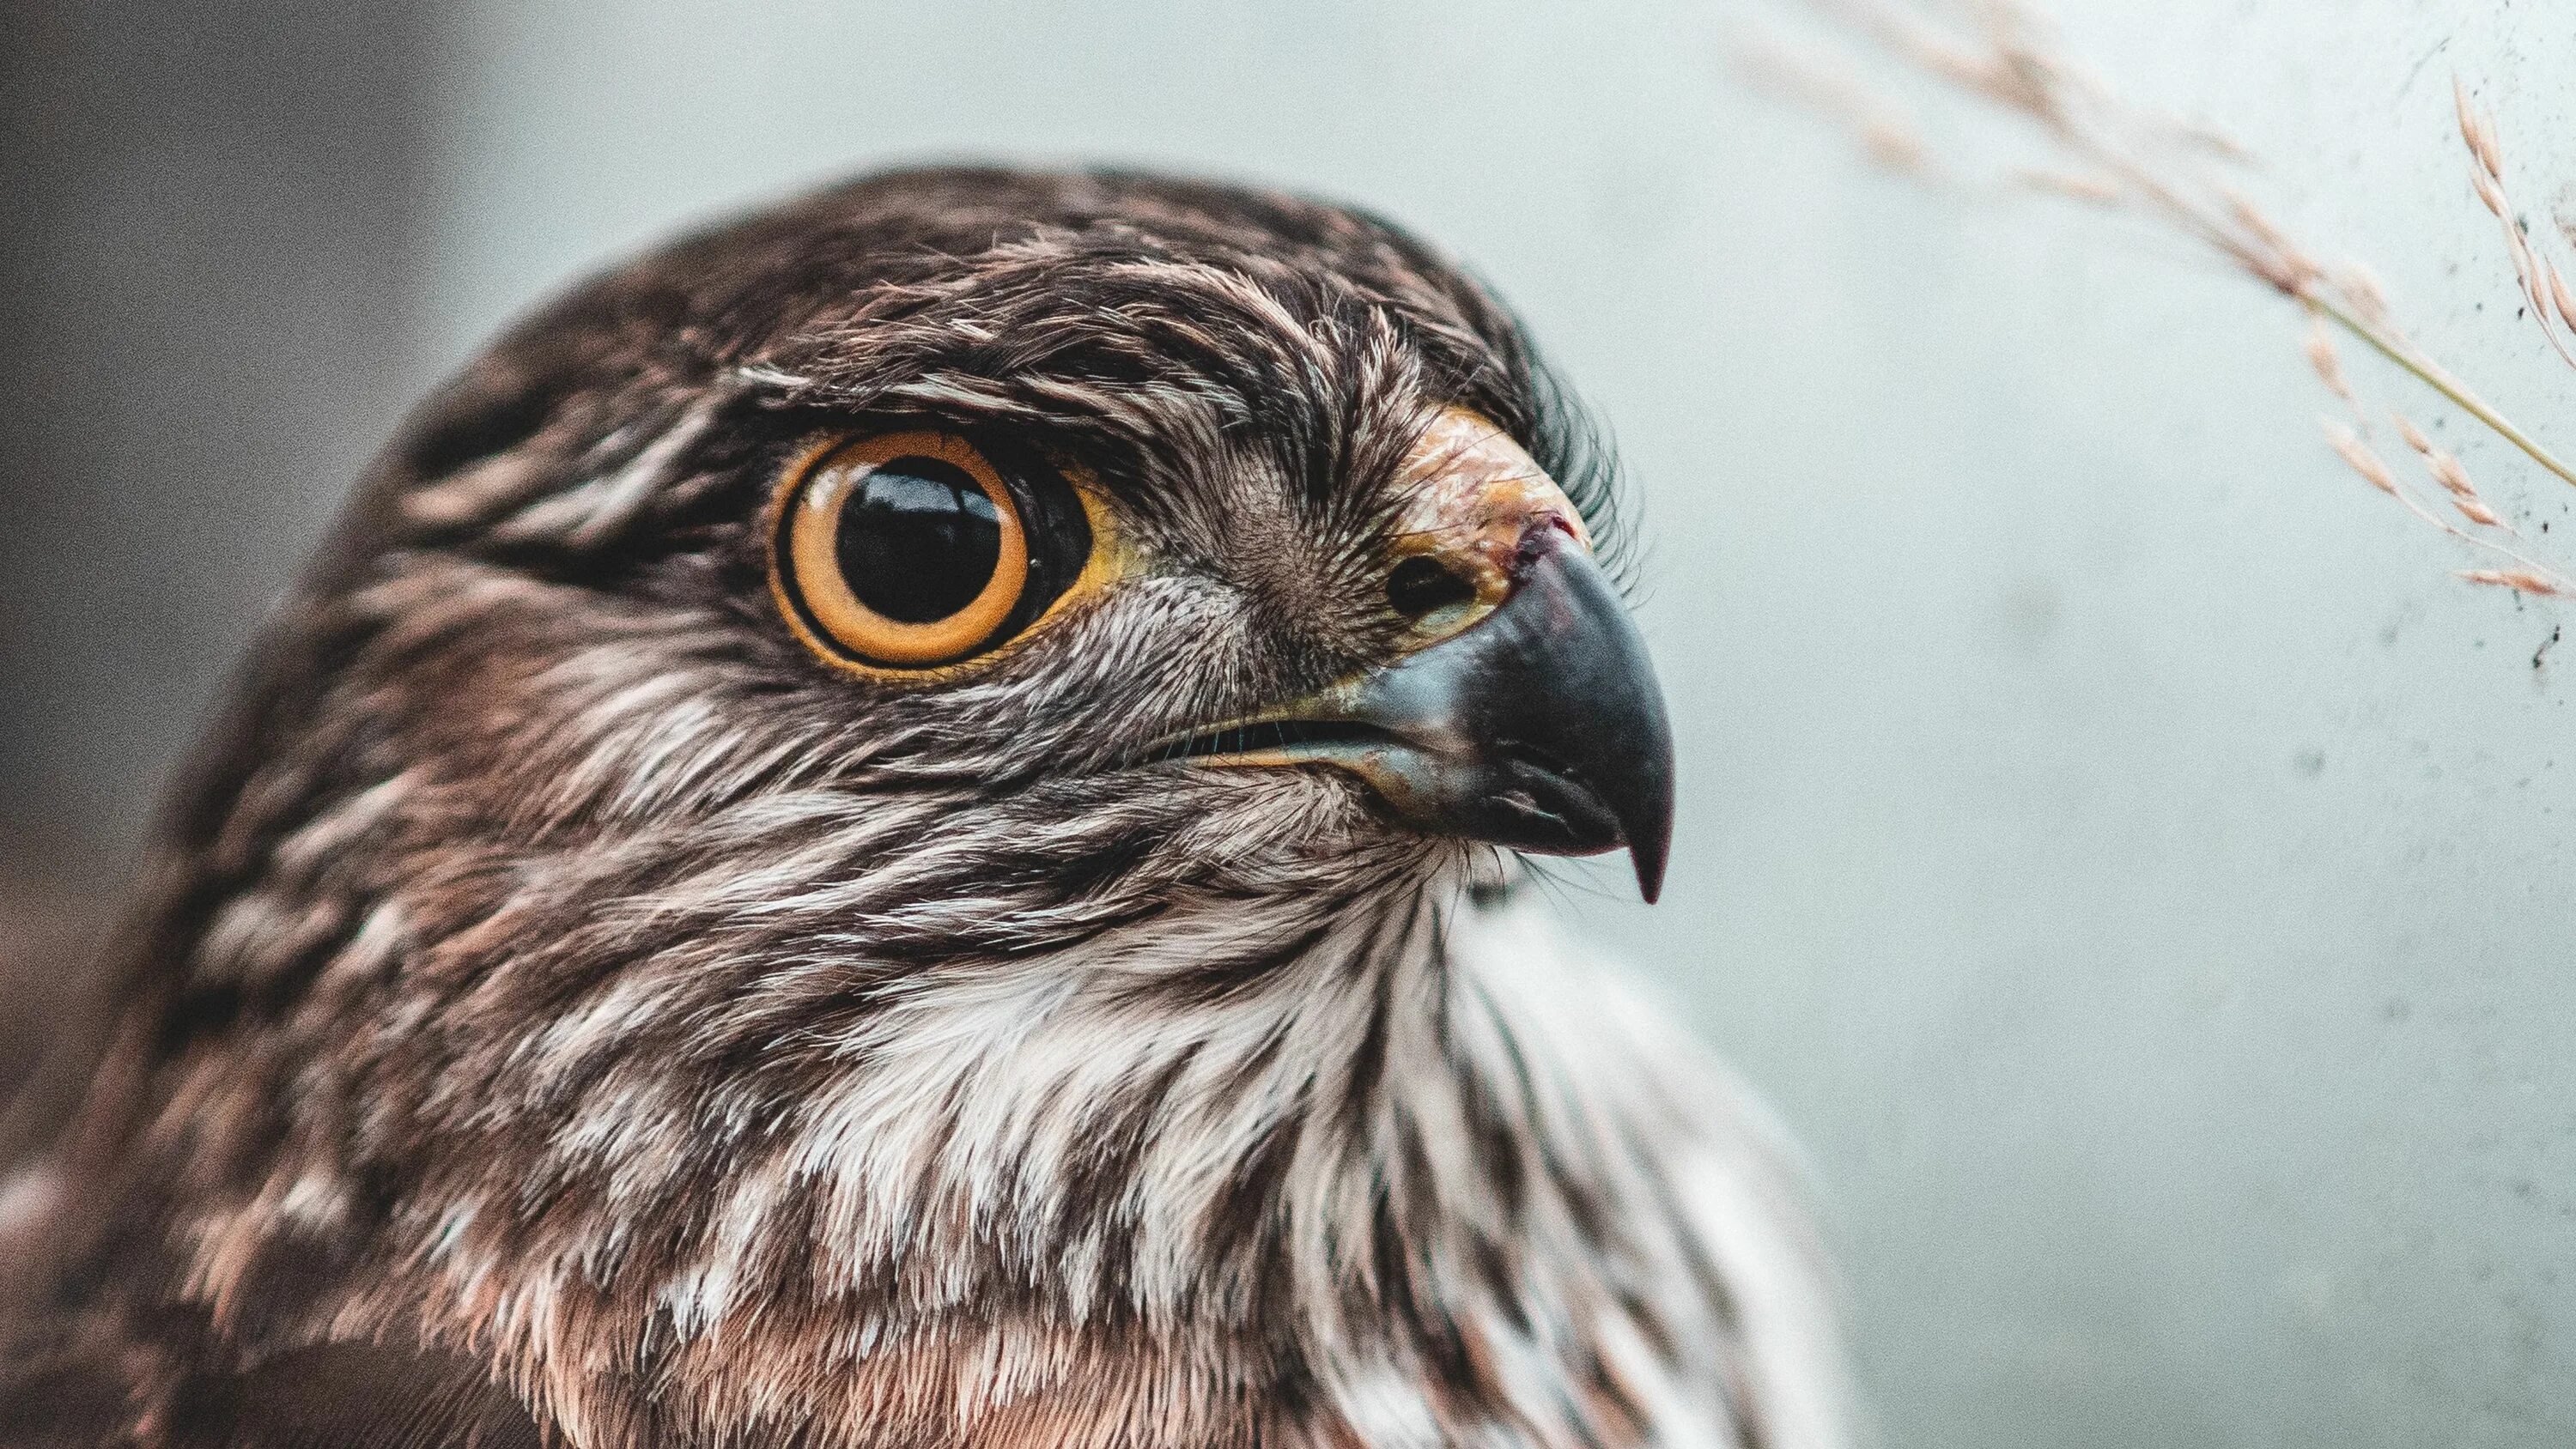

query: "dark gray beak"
(1164, 524), (1676, 901)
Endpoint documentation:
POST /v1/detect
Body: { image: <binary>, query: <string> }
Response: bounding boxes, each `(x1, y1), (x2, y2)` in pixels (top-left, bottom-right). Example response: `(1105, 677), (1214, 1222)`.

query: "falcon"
(0, 168), (1847, 1449)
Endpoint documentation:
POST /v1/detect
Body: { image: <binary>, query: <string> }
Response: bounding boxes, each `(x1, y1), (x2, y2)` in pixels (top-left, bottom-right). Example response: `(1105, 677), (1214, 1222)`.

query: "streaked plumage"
(0, 168), (1847, 1449)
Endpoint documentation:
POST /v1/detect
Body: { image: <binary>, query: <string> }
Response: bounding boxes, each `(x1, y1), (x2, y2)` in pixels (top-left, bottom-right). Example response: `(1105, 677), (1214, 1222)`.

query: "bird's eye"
(771, 430), (1095, 672)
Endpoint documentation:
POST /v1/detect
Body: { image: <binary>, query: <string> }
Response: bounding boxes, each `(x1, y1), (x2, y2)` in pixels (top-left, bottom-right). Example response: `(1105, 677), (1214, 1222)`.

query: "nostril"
(1386, 555), (1479, 622)
(1511, 514), (1582, 572)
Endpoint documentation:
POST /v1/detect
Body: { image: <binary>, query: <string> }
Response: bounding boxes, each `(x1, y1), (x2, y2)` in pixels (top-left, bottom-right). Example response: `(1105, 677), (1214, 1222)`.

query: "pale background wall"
(6, 2), (2572, 1445)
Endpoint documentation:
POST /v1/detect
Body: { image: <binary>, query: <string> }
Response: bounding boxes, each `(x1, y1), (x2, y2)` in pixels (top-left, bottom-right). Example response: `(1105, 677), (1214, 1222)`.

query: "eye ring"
(773, 431), (1031, 669)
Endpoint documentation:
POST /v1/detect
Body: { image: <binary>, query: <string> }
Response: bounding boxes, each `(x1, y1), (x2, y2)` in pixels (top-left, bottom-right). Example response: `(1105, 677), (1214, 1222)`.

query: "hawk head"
(366, 167), (1671, 903)
(8, 169), (1803, 1449)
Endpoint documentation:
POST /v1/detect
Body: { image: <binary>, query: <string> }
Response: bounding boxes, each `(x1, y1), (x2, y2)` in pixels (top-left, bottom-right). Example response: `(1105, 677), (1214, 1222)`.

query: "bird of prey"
(0, 168), (1847, 1449)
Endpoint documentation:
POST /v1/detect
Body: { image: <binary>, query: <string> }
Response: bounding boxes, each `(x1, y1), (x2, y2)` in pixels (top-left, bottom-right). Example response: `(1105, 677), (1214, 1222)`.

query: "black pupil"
(836, 457), (1002, 623)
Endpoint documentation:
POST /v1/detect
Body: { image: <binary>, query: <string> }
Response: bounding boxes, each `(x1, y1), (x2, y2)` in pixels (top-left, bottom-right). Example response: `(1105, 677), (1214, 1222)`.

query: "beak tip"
(1627, 815), (1672, 905)
(1633, 856), (1666, 905)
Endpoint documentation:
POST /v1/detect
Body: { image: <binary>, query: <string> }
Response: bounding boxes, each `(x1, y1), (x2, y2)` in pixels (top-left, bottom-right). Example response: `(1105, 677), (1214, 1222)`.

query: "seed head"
(2458, 568), (2563, 597)
(2324, 421), (2398, 496)
(2302, 319), (2353, 403)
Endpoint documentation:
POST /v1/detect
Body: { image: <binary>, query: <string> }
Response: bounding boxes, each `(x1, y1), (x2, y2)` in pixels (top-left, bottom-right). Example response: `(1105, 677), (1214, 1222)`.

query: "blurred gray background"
(5, 1), (2572, 1444)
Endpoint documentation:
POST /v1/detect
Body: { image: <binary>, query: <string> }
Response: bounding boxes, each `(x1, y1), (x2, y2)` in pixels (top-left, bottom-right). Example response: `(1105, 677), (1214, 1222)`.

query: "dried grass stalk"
(1757, 0), (2576, 601)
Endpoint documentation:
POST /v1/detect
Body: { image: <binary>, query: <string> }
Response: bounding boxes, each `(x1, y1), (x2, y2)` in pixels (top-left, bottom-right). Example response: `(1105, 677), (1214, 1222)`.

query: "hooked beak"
(1156, 522), (1677, 902)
